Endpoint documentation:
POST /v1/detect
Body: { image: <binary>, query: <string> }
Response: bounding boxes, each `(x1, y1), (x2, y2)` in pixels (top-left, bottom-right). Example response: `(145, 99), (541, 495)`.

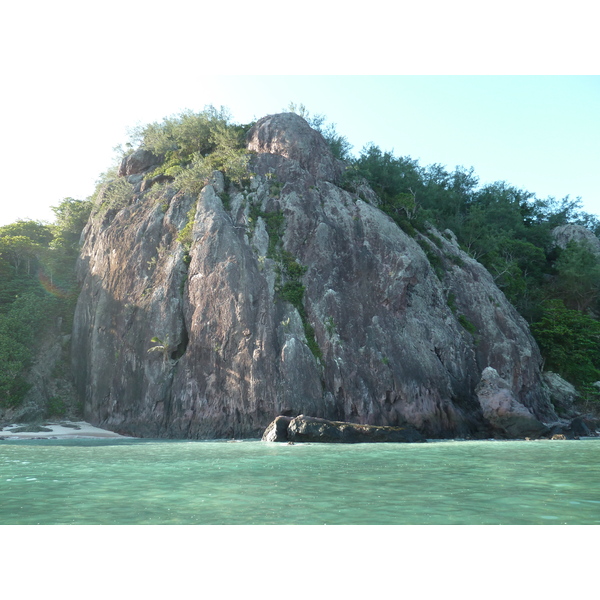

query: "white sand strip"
(0, 421), (131, 439)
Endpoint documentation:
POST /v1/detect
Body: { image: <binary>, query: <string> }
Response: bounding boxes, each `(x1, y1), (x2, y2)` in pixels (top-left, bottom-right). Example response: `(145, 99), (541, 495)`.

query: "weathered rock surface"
(263, 414), (425, 443)
(247, 113), (344, 183)
(118, 148), (162, 178)
(549, 416), (593, 439)
(71, 112), (557, 439)
(261, 416), (293, 442)
(542, 371), (580, 418)
(476, 367), (550, 438)
(551, 224), (600, 256)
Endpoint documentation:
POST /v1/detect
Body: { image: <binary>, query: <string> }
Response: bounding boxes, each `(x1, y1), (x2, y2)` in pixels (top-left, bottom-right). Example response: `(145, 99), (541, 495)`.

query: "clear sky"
(1, 3), (598, 227)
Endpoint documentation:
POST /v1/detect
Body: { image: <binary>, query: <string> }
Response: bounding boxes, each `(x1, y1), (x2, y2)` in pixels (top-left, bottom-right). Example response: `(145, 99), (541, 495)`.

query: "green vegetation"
(458, 314), (478, 335)
(177, 203), (197, 264)
(95, 177), (134, 213)
(324, 317), (337, 337)
(147, 336), (172, 362)
(250, 199), (321, 361)
(130, 106), (253, 195)
(47, 396), (67, 417)
(447, 292), (458, 314)
(531, 300), (600, 388)
(416, 237), (444, 279)
(0, 199), (92, 409)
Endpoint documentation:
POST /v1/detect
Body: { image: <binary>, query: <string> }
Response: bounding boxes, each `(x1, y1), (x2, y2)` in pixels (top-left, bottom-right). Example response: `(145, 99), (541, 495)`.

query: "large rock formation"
(71, 112), (558, 439)
(475, 367), (549, 438)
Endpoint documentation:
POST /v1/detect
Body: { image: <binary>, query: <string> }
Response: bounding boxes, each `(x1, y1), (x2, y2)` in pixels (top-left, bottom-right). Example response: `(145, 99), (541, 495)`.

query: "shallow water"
(1, 438), (599, 524)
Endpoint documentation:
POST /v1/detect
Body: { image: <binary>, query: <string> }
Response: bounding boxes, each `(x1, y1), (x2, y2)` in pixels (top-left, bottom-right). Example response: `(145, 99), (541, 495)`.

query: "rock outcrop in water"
(71, 112), (558, 439)
(262, 414), (426, 443)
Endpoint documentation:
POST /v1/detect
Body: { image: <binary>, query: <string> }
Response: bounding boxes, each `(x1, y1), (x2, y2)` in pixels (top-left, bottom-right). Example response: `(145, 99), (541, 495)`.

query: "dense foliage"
(130, 106), (252, 194)
(0, 198), (91, 409)
(531, 300), (600, 388)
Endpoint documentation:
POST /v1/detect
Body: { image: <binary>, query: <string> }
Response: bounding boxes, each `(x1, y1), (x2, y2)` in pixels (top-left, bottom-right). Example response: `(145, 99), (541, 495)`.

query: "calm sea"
(1, 437), (599, 525)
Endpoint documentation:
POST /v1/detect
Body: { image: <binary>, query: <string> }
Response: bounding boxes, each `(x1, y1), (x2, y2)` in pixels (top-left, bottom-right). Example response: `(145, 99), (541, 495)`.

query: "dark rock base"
(262, 415), (426, 443)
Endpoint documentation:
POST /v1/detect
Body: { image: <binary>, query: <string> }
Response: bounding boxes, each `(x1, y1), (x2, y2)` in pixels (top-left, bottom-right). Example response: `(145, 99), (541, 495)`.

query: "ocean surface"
(1, 437), (599, 525)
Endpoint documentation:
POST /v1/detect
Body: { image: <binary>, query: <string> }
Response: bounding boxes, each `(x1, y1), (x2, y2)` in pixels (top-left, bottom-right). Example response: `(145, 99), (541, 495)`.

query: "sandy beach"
(0, 421), (130, 440)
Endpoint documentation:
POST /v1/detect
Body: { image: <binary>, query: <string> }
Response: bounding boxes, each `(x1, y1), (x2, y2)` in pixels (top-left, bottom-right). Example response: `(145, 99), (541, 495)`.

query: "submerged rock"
(263, 414), (425, 443)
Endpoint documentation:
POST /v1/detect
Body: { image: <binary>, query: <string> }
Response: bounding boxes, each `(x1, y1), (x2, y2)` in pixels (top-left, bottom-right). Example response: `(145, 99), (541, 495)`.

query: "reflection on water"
(1, 438), (599, 525)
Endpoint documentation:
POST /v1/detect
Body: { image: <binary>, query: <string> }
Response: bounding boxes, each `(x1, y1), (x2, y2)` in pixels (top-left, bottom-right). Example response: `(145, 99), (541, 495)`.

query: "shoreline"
(0, 421), (130, 440)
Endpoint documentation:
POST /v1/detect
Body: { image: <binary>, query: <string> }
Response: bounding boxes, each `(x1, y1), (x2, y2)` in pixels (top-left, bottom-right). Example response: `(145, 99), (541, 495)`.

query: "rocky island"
(2, 110), (599, 441)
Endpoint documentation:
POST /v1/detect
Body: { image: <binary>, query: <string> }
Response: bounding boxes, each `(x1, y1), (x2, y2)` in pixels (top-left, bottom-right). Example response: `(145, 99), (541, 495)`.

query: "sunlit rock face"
(71, 113), (557, 439)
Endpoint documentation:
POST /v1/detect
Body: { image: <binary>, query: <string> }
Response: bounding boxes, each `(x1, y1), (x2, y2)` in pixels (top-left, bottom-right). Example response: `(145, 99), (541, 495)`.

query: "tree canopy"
(0, 198), (91, 410)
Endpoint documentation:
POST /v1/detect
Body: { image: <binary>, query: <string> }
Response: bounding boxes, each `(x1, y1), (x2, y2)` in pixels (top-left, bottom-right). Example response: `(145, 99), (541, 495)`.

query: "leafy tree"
(173, 122), (250, 194)
(50, 198), (92, 253)
(0, 220), (53, 246)
(0, 200), (90, 409)
(531, 300), (600, 387)
(130, 106), (233, 157)
(351, 144), (423, 202)
(483, 238), (547, 320)
(0, 292), (59, 408)
(0, 332), (31, 407)
(128, 106), (252, 195)
(552, 241), (600, 312)
(0, 235), (43, 276)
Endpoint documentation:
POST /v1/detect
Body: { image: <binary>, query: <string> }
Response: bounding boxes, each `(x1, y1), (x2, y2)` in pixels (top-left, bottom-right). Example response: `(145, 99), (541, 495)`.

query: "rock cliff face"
(72, 113), (557, 438)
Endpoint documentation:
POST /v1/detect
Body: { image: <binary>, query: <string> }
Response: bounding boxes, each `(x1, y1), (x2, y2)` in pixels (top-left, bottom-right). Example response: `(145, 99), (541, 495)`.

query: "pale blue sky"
(1, 4), (598, 226)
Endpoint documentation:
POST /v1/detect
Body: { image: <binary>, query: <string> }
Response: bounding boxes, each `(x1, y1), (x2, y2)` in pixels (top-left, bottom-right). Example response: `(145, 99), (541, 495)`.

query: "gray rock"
(118, 149), (162, 177)
(247, 113), (344, 183)
(551, 224), (600, 256)
(261, 415), (292, 442)
(476, 367), (549, 438)
(570, 416), (590, 437)
(284, 415), (425, 443)
(549, 416), (593, 439)
(542, 371), (580, 417)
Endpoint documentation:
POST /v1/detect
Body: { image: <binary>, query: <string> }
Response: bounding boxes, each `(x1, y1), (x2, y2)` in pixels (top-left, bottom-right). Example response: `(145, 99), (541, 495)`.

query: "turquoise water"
(1, 438), (599, 524)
